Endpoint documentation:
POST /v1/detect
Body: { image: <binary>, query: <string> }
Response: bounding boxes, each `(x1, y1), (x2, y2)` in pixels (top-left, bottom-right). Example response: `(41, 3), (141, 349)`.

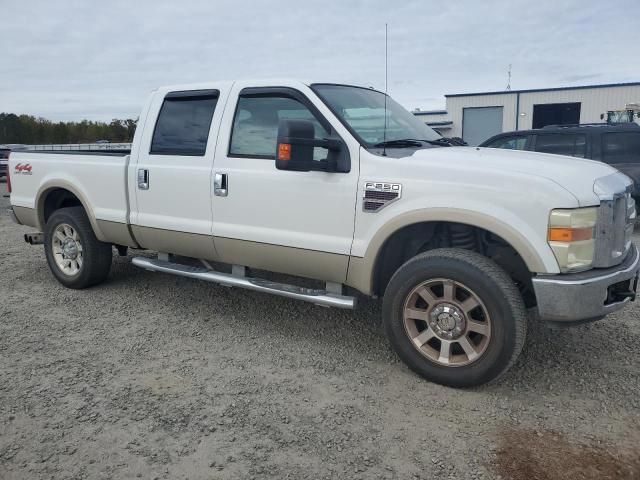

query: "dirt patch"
(493, 428), (640, 480)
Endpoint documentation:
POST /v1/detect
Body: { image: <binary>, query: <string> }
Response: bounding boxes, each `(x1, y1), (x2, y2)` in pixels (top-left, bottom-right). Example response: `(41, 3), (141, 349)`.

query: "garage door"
(462, 106), (504, 146)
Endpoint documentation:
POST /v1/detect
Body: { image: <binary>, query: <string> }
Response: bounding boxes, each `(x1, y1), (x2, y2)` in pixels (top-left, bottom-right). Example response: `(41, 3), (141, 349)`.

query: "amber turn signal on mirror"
(277, 143), (291, 161)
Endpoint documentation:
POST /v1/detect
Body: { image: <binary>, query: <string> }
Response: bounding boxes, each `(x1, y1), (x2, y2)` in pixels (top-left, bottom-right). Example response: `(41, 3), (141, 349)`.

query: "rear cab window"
(534, 133), (586, 158)
(150, 90), (219, 156)
(601, 131), (640, 164)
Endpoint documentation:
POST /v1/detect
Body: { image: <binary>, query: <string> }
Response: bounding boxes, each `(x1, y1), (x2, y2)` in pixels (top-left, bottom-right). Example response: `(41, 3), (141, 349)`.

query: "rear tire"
(44, 207), (112, 289)
(382, 248), (527, 388)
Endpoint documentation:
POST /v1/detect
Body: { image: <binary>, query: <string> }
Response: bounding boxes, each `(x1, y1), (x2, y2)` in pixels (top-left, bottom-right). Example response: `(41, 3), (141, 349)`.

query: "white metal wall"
(442, 84), (640, 140)
(517, 85), (640, 129)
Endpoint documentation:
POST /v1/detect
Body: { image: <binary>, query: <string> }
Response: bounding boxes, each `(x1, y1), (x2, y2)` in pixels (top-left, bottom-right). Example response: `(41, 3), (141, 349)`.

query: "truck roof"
(154, 79), (384, 95)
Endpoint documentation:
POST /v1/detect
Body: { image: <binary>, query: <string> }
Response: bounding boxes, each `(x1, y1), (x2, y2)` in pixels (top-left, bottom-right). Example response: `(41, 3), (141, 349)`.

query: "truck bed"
(9, 150), (132, 232)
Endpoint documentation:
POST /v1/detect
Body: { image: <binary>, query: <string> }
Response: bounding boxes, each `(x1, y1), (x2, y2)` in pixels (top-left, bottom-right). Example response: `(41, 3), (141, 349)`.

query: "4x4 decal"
(14, 163), (33, 175)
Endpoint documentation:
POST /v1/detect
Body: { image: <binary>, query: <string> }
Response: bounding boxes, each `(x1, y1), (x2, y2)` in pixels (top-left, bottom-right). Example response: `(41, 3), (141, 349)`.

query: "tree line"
(0, 113), (137, 145)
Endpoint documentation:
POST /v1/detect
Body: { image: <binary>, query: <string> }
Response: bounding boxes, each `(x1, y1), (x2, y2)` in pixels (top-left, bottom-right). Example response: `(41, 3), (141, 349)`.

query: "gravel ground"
(1, 182), (639, 480)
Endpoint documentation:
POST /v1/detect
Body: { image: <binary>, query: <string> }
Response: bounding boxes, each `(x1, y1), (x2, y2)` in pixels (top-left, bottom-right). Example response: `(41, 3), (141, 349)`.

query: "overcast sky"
(1, 0), (638, 121)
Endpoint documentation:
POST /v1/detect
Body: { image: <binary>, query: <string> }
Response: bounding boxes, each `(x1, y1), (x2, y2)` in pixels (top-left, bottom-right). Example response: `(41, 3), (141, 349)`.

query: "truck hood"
(407, 147), (620, 206)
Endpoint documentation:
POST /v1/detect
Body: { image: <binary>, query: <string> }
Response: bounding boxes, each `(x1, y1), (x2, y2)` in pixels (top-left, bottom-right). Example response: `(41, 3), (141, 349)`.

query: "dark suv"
(479, 123), (640, 196)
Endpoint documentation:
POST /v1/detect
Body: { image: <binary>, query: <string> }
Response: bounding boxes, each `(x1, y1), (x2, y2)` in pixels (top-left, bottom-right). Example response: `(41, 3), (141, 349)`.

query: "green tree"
(0, 113), (137, 144)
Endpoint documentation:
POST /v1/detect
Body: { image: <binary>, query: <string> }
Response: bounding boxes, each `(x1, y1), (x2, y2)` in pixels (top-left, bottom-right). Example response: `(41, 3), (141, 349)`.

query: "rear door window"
(150, 90), (219, 156)
(601, 132), (640, 164)
(534, 133), (586, 158)
(485, 135), (528, 150)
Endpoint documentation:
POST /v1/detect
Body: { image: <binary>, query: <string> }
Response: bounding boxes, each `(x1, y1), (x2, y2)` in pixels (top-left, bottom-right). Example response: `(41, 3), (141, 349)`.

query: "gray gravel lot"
(1, 183), (639, 479)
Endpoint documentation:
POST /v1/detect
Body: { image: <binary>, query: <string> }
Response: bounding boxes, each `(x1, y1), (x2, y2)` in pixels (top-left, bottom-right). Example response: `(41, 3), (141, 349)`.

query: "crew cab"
(7, 79), (639, 387)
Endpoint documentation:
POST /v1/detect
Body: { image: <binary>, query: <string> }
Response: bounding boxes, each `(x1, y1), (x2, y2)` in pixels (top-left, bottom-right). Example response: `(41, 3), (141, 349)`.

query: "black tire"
(382, 248), (527, 388)
(44, 207), (113, 289)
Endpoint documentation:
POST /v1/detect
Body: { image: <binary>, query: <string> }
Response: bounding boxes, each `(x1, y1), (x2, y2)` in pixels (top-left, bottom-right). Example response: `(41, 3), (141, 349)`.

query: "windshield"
(311, 84), (442, 148)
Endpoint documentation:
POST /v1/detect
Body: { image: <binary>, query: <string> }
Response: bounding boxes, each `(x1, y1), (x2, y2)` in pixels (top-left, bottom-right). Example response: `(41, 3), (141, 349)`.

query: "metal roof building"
(414, 82), (640, 146)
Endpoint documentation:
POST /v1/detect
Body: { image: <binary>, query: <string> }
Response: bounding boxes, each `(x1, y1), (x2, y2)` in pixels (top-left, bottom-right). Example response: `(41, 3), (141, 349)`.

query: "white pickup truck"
(7, 80), (639, 387)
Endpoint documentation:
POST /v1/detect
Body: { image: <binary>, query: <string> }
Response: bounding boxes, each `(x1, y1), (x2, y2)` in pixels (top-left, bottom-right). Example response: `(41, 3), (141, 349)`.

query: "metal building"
(414, 81), (640, 146)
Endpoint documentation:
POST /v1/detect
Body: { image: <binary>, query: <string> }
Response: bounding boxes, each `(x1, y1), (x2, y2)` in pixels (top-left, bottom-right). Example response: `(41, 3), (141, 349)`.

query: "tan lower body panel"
(345, 256), (372, 296)
(131, 225), (218, 261)
(12, 206), (38, 228)
(213, 236), (349, 284)
(96, 220), (139, 247)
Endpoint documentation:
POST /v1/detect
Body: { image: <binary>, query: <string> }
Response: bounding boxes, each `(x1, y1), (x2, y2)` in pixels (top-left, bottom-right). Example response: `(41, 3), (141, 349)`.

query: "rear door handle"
(138, 168), (149, 190)
(214, 173), (228, 197)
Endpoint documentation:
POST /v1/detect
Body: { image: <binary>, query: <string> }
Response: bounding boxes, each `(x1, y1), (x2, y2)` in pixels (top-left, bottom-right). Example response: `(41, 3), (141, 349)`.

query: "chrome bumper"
(7, 207), (21, 225)
(532, 245), (640, 323)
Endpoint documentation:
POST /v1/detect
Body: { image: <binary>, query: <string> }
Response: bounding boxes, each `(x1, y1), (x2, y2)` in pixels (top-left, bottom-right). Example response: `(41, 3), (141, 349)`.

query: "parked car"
(7, 80), (639, 387)
(0, 147), (9, 179)
(480, 123), (640, 196)
(1, 144), (28, 180)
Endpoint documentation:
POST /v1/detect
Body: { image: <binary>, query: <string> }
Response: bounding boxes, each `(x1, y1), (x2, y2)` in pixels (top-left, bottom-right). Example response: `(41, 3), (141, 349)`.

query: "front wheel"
(44, 207), (113, 289)
(382, 248), (527, 388)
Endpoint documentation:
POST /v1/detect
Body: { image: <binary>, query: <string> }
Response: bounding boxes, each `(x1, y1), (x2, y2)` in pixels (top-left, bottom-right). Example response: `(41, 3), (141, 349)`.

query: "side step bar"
(132, 257), (356, 310)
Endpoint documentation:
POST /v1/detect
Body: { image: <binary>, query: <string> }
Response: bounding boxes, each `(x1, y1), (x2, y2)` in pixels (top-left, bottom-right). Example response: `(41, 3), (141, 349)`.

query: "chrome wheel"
(51, 223), (83, 276)
(403, 278), (491, 367)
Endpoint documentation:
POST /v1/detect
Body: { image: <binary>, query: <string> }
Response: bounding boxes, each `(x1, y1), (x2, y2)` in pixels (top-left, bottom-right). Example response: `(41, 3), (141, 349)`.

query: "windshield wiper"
(423, 138), (460, 147)
(373, 139), (426, 148)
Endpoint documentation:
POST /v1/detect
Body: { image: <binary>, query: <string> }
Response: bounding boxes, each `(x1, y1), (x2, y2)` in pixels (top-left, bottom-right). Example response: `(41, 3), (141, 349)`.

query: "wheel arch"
(347, 208), (551, 297)
(35, 181), (106, 241)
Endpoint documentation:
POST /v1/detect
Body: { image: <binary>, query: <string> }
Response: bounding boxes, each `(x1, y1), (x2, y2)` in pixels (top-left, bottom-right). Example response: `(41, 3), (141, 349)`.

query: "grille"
(594, 187), (636, 268)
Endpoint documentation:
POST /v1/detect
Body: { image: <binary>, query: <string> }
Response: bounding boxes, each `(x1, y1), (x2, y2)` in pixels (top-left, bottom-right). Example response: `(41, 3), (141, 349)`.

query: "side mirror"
(275, 119), (346, 172)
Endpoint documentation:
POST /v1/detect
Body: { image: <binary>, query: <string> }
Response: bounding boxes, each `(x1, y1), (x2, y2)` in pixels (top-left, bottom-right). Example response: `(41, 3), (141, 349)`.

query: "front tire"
(44, 207), (112, 289)
(382, 248), (527, 388)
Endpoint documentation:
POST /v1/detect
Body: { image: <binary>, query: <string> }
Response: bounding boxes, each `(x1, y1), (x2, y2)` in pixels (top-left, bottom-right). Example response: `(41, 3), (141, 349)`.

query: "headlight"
(548, 207), (598, 273)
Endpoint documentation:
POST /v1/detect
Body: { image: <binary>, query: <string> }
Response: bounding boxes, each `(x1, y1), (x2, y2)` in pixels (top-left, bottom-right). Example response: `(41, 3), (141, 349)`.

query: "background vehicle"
(7, 80), (639, 388)
(0, 147), (9, 179)
(479, 123), (640, 196)
(603, 103), (640, 126)
(0, 144), (26, 179)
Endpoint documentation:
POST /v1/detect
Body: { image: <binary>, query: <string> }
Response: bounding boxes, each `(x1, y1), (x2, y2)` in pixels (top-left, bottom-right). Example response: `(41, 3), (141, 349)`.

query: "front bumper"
(532, 244), (640, 323)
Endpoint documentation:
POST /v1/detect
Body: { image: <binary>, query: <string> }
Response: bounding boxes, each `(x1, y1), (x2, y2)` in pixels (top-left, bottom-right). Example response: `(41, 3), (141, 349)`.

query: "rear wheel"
(44, 207), (112, 289)
(382, 248), (527, 388)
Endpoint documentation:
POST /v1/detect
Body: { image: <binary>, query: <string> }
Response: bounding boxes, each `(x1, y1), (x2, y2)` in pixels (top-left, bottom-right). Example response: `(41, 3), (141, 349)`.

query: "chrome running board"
(132, 256), (356, 310)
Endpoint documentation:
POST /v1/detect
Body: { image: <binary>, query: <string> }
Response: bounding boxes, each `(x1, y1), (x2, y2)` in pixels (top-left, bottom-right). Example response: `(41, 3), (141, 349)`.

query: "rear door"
(600, 131), (640, 194)
(532, 133), (587, 158)
(130, 83), (232, 259)
(210, 81), (360, 282)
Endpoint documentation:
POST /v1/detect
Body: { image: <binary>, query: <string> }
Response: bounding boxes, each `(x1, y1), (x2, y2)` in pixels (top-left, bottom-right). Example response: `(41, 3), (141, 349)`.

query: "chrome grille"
(593, 186), (636, 268)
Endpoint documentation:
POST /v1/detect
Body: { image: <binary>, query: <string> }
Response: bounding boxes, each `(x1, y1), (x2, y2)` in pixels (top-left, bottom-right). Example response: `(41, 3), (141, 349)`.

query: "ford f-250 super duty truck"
(7, 80), (639, 387)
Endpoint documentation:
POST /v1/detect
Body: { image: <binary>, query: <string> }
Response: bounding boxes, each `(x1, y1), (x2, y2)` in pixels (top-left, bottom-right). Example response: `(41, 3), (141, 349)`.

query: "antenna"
(382, 23), (388, 156)
(506, 64), (512, 91)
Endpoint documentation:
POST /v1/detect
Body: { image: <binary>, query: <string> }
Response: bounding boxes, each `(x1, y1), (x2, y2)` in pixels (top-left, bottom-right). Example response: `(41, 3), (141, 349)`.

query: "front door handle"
(214, 173), (228, 197)
(138, 168), (149, 190)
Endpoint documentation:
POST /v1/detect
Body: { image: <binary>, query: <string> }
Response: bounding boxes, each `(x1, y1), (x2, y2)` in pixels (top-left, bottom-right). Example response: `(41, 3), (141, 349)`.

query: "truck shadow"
(60, 253), (640, 393)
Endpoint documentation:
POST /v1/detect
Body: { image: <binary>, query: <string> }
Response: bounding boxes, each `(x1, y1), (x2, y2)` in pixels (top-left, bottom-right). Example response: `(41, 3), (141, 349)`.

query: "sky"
(1, 0), (638, 122)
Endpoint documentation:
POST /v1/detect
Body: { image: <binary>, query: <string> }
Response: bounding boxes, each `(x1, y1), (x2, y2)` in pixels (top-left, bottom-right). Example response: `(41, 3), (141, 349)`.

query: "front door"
(211, 82), (360, 282)
(131, 85), (231, 259)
